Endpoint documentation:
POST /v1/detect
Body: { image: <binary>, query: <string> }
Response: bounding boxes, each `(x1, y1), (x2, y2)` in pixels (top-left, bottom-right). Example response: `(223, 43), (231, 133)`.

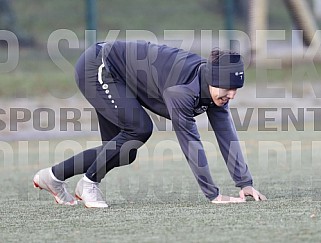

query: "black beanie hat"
(200, 53), (245, 89)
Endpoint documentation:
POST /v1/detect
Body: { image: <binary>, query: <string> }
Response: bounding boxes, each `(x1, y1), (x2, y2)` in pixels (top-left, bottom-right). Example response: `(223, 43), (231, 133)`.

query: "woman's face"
(209, 86), (237, 106)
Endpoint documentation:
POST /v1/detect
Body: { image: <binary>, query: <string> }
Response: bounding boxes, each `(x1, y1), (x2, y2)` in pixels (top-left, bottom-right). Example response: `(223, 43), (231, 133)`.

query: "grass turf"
(0, 126), (321, 242)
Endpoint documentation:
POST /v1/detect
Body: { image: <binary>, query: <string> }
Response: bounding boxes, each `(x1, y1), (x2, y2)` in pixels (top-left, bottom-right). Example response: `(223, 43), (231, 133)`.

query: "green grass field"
(1, 125), (320, 242)
(12, 0), (297, 42)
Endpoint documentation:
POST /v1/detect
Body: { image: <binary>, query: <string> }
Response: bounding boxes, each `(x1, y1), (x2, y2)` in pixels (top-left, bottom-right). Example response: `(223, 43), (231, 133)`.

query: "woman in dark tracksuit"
(33, 41), (266, 207)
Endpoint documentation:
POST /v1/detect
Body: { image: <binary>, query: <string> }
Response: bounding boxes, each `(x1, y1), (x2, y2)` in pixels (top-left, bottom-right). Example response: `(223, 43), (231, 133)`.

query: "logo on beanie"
(234, 71), (243, 80)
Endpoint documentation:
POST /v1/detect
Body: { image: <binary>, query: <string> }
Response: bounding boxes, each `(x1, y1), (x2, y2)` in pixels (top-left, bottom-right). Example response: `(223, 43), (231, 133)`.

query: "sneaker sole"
(75, 194), (108, 208)
(33, 178), (60, 204)
(75, 194), (90, 208)
(33, 180), (42, 189)
(33, 174), (77, 206)
(75, 194), (82, 201)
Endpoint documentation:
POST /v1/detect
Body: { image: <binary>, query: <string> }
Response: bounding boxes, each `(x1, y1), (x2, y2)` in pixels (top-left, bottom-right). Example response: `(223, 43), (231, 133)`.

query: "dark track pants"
(52, 43), (153, 182)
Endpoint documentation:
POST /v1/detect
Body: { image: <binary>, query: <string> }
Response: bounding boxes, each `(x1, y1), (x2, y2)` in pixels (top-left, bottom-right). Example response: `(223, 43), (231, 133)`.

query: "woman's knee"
(135, 118), (153, 142)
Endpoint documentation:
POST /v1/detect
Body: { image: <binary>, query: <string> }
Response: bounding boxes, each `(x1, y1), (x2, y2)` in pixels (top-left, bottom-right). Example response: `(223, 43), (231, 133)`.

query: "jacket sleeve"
(163, 85), (219, 200)
(206, 104), (253, 188)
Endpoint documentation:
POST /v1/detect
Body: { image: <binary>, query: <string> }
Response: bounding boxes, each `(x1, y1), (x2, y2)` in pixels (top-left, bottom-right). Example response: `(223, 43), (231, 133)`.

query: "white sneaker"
(211, 194), (246, 204)
(33, 168), (77, 205)
(75, 176), (108, 208)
